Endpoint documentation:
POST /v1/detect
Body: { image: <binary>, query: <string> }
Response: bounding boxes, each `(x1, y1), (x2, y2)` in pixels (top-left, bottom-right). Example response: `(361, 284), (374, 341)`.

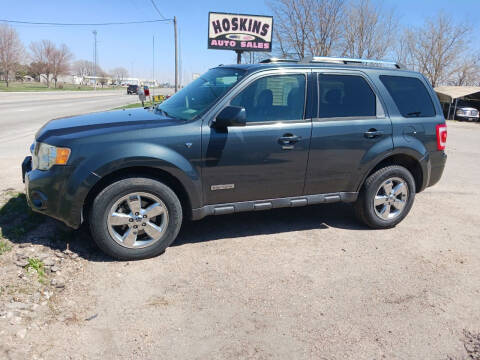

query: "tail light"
(436, 124), (447, 150)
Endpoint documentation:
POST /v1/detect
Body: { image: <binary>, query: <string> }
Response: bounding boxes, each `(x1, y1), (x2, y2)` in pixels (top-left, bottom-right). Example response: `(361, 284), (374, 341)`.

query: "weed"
(26, 258), (47, 284)
(0, 235), (12, 255)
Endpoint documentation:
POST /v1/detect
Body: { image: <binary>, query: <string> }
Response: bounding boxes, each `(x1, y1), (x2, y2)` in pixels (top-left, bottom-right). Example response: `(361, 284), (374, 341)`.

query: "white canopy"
(434, 86), (480, 103)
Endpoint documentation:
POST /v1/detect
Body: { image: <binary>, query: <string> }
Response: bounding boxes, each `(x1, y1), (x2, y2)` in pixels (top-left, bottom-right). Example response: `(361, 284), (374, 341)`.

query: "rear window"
(318, 74), (376, 118)
(380, 75), (435, 118)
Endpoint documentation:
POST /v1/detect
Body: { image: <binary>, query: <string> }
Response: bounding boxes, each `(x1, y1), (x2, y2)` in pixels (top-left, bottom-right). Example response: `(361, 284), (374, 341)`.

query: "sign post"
(208, 12), (273, 63)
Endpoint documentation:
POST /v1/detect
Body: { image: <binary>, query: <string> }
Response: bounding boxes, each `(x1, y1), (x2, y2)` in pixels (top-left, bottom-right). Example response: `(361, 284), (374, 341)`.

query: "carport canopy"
(434, 86), (480, 103)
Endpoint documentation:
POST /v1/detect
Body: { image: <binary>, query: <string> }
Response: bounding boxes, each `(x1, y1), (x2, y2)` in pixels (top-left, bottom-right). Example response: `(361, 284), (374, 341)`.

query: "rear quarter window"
(380, 75), (435, 118)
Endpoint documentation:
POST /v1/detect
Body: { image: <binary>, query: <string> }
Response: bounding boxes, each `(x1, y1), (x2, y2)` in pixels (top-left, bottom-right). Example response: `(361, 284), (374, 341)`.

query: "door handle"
(278, 134), (301, 144)
(364, 129), (384, 139)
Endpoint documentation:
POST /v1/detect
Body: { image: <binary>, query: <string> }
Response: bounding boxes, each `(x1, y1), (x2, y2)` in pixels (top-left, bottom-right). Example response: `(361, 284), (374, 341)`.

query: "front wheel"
(89, 177), (182, 260)
(354, 165), (415, 229)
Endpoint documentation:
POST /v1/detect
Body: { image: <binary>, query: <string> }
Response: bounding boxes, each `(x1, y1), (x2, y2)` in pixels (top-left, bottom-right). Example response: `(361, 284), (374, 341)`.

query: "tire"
(89, 177), (183, 260)
(354, 165), (415, 229)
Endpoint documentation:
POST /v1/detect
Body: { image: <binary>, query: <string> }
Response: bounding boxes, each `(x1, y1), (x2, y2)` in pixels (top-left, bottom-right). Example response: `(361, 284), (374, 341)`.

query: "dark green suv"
(22, 57), (447, 260)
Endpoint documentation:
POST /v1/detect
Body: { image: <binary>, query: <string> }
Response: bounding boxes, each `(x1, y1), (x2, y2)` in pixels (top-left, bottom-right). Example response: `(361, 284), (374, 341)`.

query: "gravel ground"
(0, 121), (479, 360)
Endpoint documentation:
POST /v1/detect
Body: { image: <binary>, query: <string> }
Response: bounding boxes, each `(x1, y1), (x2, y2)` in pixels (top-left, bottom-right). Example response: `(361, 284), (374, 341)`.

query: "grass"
(0, 238), (12, 255)
(26, 258), (47, 284)
(0, 192), (46, 241)
(113, 102), (146, 110)
(0, 81), (120, 92)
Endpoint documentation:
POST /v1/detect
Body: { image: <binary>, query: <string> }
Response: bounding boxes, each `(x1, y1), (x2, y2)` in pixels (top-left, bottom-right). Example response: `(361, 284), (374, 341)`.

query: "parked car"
(127, 84), (138, 95)
(22, 56), (447, 260)
(454, 104), (479, 121)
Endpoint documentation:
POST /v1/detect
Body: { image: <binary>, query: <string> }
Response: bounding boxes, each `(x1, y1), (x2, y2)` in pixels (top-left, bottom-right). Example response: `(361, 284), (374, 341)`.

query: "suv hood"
(36, 108), (180, 143)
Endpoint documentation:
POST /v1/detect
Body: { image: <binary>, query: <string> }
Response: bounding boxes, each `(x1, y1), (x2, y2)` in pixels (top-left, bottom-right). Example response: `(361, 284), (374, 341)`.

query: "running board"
(191, 192), (358, 220)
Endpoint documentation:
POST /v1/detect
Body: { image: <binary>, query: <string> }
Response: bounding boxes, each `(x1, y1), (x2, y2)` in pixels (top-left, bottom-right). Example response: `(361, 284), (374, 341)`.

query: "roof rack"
(299, 56), (404, 69)
(259, 58), (298, 64)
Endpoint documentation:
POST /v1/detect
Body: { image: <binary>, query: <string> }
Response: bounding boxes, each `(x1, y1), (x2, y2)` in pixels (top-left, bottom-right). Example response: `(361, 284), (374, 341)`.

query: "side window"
(318, 74), (376, 118)
(231, 74), (306, 122)
(380, 75), (435, 118)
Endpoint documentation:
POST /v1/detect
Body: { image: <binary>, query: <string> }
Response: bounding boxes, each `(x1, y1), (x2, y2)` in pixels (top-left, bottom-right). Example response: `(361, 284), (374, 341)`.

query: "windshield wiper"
(407, 111), (421, 117)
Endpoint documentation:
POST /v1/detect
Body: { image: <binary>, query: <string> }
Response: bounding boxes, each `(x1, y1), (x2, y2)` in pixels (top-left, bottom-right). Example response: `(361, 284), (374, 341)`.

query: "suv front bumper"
(22, 156), (80, 229)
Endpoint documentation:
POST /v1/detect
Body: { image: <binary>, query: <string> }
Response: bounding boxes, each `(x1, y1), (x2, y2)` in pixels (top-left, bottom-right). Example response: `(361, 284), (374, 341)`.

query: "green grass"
(26, 258), (46, 283)
(0, 192), (46, 241)
(113, 102), (146, 110)
(0, 81), (120, 92)
(0, 238), (12, 255)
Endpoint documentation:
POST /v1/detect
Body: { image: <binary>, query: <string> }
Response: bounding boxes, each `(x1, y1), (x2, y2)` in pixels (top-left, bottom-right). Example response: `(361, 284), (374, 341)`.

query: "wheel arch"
(82, 166), (194, 224)
(357, 152), (426, 193)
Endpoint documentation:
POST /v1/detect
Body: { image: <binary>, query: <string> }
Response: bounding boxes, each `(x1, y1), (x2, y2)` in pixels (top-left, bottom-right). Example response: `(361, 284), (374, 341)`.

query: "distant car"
(455, 106), (479, 121)
(127, 85), (138, 95)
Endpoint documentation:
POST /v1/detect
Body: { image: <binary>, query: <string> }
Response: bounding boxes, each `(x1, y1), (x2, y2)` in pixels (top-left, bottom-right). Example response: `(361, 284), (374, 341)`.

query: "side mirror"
(214, 106), (246, 128)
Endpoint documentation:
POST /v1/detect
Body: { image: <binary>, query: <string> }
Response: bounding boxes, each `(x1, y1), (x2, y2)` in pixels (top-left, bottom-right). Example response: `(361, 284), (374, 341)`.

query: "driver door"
(201, 71), (312, 205)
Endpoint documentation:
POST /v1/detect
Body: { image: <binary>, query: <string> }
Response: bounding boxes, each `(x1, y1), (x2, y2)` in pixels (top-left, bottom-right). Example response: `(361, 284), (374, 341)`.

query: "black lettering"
(231, 17), (238, 31)
(212, 20), (222, 34)
(248, 19), (252, 32)
(252, 20), (261, 34)
(222, 18), (230, 32)
(260, 23), (270, 36)
(239, 18), (247, 31)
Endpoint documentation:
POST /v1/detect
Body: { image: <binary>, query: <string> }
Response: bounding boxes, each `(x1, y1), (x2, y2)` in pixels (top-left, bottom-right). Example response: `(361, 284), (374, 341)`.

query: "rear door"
(201, 70), (312, 205)
(378, 74), (440, 154)
(305, 70), (393, 195)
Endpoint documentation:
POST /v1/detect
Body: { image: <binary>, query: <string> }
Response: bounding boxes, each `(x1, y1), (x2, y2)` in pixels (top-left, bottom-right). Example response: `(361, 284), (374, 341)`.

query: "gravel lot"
(0, 121), (479, 360)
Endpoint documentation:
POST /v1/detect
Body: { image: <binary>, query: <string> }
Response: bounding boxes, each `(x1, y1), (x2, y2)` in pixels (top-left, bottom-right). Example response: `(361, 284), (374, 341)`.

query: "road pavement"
(0, 89), (172, 190)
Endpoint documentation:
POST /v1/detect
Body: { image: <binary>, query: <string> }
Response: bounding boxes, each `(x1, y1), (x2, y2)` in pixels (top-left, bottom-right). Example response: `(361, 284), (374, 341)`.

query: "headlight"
(456, 109), (465, 116)
(34, 142), (71, 170)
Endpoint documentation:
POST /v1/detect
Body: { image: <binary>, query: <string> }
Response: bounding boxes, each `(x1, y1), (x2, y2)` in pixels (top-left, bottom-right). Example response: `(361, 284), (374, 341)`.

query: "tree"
(449, 56), (480, 86)
(51, 44), (72, 88)
(399, 13), (472, 87)
(306, 0), (345, 56)
(0, 24), (24, 87)
(341, 0), (396, 59)
(99, 72), (109, 87)
(111, 66), (128, 85)
(29, 40), (56, 87)
(268, 0), (313, 58)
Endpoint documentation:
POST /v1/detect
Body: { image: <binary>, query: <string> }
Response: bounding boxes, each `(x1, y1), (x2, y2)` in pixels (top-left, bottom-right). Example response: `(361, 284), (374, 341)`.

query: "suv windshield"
(156, 67), (246, 120)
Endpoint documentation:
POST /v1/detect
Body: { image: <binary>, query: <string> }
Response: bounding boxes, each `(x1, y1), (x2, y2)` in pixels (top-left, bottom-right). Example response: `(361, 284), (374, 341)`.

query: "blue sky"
(2, 0), (479, 84)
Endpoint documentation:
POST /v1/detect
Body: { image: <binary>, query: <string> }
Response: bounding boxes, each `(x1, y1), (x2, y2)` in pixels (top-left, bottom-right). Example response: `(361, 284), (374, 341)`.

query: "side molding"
(191, 192), (358, 220)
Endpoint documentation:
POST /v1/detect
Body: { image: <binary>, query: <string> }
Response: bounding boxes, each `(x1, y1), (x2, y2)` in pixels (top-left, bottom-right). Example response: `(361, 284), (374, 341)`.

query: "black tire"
(354, 165), (415, 229)
(89, 177), (182, 260)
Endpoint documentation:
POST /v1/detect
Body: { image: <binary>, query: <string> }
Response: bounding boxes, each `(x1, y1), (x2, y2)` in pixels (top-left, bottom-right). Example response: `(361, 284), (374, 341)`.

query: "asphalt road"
(0, 89), (172, 191)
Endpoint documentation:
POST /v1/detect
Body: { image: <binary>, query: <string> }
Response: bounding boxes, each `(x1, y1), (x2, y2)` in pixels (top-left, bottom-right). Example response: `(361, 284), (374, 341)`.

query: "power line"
(0, 18), (172, 26)
(148, 0), (167, 20)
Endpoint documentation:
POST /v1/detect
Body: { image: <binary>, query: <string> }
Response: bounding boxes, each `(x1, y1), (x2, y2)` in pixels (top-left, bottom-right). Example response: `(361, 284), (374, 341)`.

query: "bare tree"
(72, 60), (103, 84)
(0, 25), (24, 87)
(51, 44), (72, 88)
(306, 0), (345, 56)
(111, 66), (128, 84)
(240, 51), (266, 64)
(29, 40), (56, 87)
(449, 57), (480, 86)
(341, 0), (397, 59)
(399, 13), (472, 87)
(268, 0), (313, 59)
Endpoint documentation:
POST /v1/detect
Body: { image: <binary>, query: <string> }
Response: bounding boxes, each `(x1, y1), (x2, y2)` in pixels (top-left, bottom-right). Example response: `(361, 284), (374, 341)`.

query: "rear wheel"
(354, 165), (415, 229)
(89, 177), (182, 260)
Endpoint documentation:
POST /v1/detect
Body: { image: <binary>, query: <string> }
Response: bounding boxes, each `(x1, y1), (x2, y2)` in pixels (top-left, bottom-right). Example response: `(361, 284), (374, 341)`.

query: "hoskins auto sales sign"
(208, 12), (273, 52)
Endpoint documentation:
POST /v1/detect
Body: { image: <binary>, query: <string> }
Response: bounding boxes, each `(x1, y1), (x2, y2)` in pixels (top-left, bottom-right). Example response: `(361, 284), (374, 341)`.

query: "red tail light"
(436, 124), (447, 150)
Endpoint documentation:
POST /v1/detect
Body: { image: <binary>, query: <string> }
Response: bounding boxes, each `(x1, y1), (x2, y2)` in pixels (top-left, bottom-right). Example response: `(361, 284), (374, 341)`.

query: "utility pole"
(92, 30), (97, 90)
(174, 16), (178, 92)
(152, 35), (155, 99)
